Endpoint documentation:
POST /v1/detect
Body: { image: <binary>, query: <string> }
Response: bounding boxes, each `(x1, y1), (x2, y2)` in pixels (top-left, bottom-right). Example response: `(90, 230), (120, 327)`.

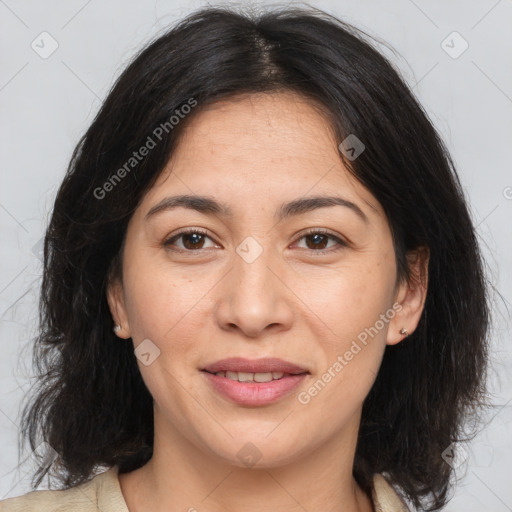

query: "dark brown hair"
(19, 5), (490, 511)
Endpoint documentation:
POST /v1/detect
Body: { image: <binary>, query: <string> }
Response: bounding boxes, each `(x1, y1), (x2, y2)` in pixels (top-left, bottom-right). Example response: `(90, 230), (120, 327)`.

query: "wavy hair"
(19, 5), (490, 510)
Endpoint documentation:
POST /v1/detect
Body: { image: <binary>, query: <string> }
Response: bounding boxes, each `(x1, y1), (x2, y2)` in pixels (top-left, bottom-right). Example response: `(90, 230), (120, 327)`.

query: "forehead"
(139, 91), (382, 220)
(175, 91), (338, 163)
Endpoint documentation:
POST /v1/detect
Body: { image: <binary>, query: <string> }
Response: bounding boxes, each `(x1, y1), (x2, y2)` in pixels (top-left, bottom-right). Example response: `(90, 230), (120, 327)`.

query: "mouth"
(201, 357), (309, 376)
(201, 357), (310, 406)
(202, 369), (303, 383)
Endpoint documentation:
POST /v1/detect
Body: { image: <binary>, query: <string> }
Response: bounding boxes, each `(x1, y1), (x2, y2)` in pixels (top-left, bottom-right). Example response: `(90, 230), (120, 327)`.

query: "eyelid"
(163, 227), (219, 248)
(291, 227), (348, 252)
(163, 226), (348, 254)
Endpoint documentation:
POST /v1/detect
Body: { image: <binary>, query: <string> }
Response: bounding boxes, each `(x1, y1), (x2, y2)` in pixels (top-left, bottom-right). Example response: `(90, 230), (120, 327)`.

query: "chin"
(199, 431), (310, 470)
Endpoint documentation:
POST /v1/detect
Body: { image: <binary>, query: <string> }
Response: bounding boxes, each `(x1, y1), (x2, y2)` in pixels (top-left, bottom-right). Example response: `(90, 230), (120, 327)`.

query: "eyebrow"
(144, 194), (368, 223)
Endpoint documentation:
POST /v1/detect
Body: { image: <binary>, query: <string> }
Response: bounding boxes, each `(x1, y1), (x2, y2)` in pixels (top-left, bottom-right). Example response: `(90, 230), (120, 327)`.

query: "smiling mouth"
(201, 368), (309, 406)
(200, 357), (310, 405)
(202, 370), (306, 383)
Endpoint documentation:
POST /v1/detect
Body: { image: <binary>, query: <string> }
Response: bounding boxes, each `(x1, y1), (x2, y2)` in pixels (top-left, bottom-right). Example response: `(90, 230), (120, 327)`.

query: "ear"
(386, 246), (429, 346)
(106, 276), (131, 339)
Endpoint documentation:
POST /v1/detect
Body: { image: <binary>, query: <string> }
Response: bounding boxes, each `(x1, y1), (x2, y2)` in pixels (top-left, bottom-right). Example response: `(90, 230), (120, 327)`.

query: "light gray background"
(1, 0), (511, 510)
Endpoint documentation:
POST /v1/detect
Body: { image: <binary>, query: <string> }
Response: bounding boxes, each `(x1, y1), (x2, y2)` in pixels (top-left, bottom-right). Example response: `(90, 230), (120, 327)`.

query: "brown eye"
(295, 230), (346, 252)
(181, 232), (206, 250)
(164, 229), (217, 251)
(304, 233), (330, 250)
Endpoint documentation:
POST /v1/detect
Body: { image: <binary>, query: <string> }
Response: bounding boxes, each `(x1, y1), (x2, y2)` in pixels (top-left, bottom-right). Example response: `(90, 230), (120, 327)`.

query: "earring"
(399, 328), (409, 337)
(113, 324), (121, 333)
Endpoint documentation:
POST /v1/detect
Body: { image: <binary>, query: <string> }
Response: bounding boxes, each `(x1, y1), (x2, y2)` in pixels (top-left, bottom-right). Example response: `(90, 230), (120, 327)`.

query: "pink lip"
(203, 372), (308, 406)
(202, 357), (308, 374)
(201, 357), (309, 406)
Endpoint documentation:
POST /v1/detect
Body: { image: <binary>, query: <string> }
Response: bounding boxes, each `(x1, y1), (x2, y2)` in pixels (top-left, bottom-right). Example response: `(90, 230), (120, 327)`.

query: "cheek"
(122, 263), (209, 408)
(301, 250), (396, 383)
(122, 275), (172, 340)
(305, 257), (395, 340)
(122, 249), (214, 386)
(295, 272), (391, 427)
(122, 245), (205, 339)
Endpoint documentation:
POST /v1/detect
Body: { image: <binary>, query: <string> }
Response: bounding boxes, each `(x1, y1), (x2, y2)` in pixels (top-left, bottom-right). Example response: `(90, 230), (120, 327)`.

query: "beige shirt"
(0, 466), (410, 511)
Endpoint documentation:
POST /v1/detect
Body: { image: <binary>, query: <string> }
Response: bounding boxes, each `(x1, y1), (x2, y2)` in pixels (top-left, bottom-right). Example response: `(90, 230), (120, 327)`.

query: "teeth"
(237, 371), (254, 382)
(214, 371), (286, 382)
(254, 372), (273, 383)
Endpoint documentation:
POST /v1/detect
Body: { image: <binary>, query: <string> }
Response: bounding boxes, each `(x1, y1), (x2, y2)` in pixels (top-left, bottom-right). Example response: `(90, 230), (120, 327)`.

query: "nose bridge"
(232, 234), (277, 304)
(234, 235), (272, 290)
(215, 234), (293, 336)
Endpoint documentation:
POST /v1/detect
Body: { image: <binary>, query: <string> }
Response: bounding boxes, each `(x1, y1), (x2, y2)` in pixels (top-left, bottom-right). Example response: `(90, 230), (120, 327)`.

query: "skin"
(107, 91), (429, 512)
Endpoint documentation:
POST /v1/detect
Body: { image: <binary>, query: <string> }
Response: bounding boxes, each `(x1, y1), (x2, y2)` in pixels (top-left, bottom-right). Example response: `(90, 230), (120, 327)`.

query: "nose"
(214, 244), (294, 338)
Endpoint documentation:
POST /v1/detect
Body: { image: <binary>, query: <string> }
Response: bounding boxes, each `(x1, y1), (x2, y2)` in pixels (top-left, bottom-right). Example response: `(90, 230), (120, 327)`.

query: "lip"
(201, 357), (310, 406)
(202, 357), (308, 374)
(203, 372), (308, 406)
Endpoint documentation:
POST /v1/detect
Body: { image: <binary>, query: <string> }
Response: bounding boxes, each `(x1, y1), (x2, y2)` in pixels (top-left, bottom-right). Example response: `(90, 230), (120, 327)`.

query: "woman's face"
(108, 91), (426, 468)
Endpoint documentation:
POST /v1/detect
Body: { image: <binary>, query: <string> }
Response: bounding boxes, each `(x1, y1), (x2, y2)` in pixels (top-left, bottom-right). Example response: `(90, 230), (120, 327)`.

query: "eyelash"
(163, 228), (347, 255)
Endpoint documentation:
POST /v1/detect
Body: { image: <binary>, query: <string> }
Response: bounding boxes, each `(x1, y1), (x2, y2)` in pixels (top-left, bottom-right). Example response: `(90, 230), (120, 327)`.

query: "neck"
(118, 412), (374, 512)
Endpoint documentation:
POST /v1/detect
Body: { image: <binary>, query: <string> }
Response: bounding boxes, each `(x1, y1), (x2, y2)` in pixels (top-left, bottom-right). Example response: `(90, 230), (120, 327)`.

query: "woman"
(0, 4), (489, 511)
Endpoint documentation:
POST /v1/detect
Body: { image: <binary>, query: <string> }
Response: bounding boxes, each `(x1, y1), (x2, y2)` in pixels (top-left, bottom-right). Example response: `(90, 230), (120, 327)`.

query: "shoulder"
(0, 466), (128, 512)
(372, 473), (411, 512)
